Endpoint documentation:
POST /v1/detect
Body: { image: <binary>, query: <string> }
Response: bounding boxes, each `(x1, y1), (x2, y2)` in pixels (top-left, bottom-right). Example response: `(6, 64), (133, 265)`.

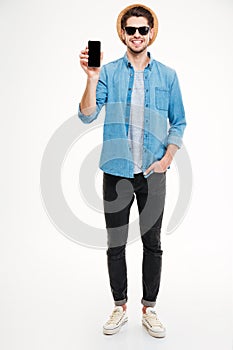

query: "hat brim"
(116, 4), (158, 46)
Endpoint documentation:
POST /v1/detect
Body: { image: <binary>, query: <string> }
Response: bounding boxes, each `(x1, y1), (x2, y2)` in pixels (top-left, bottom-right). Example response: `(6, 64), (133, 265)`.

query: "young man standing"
(78, 4), (186, 338)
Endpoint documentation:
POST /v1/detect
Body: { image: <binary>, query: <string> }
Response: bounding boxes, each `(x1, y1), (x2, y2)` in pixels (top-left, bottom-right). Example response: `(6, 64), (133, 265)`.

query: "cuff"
(78, 103), (98, 124)
(141, 298), (156, 307)
(167, 134), (183, 148)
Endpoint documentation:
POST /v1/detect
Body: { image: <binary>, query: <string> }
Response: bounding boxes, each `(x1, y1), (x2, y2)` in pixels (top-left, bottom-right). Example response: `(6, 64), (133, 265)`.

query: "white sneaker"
(103, 306), (128, 335)
(142, 307), (166, 338)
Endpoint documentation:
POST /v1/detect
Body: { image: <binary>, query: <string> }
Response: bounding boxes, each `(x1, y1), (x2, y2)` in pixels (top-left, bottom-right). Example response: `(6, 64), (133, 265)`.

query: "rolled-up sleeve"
(78, 66), (108, 124)
(167, 72), (186, 148)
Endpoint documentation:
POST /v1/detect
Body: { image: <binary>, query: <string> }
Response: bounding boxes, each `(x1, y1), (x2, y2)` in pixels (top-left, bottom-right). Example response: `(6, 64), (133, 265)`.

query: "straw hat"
(116, 4), (158, 46)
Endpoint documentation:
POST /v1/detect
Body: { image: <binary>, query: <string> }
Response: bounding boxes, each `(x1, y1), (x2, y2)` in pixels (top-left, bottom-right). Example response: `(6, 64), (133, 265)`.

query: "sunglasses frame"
(124, 26), (150, 36)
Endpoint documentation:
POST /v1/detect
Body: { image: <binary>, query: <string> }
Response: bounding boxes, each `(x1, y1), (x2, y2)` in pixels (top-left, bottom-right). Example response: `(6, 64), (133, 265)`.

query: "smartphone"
(88, 40), (101, 68)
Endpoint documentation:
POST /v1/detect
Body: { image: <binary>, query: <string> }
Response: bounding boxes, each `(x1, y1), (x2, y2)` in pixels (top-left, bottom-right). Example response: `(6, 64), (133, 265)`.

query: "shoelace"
(106, 309), (123, 324)
(144, 310), (163, 326)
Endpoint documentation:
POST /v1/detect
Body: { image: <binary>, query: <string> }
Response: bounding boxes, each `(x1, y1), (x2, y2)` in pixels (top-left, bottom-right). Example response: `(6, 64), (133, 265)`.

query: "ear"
(149, 28), (154, 41)
(121, 29), (126, 42)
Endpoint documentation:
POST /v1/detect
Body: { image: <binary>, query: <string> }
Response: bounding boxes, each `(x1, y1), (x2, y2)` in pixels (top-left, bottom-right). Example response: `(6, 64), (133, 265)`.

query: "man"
(78, 4), (186, 338)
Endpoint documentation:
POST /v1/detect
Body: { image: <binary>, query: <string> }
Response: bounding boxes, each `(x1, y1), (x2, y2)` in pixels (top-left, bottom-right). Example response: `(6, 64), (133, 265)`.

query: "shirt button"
(146, 104), (148, 107)
(128, 88), (132, 91)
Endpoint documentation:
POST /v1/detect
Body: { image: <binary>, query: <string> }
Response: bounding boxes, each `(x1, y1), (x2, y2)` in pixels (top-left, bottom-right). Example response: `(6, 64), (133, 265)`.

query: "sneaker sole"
(103, 317), (128, 335)
(142, 322), (166, 338)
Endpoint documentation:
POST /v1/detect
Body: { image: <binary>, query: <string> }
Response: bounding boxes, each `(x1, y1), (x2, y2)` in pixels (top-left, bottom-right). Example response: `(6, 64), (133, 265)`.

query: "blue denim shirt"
(78, 53), (186, 178)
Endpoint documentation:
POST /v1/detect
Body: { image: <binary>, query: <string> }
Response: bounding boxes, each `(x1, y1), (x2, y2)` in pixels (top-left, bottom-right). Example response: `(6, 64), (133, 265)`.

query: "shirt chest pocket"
(155, 88), (170, 111)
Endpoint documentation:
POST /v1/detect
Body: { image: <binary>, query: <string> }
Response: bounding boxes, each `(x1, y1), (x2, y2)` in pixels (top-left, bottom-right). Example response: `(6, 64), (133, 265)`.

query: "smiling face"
(121, 16), (154, 55)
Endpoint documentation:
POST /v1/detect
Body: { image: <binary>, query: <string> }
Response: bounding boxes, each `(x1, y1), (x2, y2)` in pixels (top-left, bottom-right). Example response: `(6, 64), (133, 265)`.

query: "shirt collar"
(123, 51), (153, 70)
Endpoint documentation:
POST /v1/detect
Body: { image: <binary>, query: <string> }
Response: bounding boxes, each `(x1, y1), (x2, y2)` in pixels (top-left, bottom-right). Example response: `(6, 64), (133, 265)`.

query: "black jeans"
(103, 171), (166, 307)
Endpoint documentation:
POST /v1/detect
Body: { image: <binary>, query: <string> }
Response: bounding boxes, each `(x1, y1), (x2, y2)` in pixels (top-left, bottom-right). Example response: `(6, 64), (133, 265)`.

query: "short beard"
(128, 45), (147, 55)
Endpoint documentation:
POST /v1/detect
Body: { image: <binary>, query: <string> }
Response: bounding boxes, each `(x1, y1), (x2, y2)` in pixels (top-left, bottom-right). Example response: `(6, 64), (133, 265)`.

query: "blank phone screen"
(88, 41), (101, 68)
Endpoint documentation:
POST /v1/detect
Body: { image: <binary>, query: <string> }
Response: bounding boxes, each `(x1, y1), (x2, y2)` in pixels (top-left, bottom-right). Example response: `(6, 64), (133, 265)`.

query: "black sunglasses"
(124, 26), (150, 36)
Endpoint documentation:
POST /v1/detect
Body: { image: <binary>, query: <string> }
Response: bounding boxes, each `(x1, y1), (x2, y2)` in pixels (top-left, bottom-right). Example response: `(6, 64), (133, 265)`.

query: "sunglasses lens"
(139, 26), (150, 35)
(125, 26), (150, 36)
(125, 27), (136, 35)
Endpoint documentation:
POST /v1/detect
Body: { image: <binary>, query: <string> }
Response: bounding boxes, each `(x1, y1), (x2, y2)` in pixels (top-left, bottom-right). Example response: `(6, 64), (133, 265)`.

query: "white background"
(1, 0), (232, 349)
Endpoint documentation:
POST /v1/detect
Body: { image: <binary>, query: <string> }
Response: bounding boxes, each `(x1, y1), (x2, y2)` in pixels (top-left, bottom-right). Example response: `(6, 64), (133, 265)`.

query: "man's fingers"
(143, 161), (166, 175)
(79, 49), (89, 67)
(144, 165), (153, 175)
(81, 47), (88, 53)
(79, 53), (89, 59)
(79, 47), (89, 57)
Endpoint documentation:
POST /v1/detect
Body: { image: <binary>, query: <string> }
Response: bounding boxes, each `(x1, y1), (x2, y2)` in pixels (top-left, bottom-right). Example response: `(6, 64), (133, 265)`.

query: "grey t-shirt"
(128, 71), (145, 174)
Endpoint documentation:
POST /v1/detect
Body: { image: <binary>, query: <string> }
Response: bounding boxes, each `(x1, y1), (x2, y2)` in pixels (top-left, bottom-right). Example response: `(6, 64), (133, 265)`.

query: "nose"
(134, 29), (141, 37)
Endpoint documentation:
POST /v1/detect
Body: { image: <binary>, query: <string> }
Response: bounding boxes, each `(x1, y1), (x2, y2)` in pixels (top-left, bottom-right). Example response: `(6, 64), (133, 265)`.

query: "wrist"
(87, 75), (99, 83)
(163, 151), (172, 162)
(163, 144), (179, 165)
(162, 153), (172, 168)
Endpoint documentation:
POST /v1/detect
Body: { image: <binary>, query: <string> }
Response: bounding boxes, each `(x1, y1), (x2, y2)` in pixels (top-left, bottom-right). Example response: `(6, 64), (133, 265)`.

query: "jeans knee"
(142, 231), (162, 255)
(107, 245), (126, 260)
(143, 245), (163, 257)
